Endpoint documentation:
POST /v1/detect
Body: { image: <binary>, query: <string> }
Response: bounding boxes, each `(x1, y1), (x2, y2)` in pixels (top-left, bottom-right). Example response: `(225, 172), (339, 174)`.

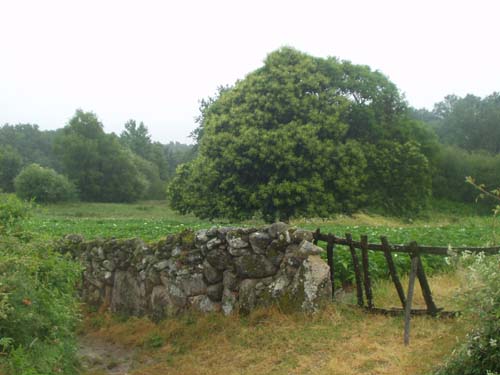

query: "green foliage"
(54, 110), (147, 202)
(432, 93), (500, 154)
(433, 146), (500, 208)
(434, 253), (500, 375)
(0, 216), (81, 375)
(0, 124), (61, 172)
(366, 141), (431, 214)
(14, 164), (77, 203)
(169, 47), (433, 221)
(0, 237), (81, 375)
(0, 194), (31, 234)
(0, 145), (22, 192)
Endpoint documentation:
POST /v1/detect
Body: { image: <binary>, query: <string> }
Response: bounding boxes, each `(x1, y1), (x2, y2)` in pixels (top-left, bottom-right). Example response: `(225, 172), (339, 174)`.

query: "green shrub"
(0, 237), (82, 375)
(0, 194), (31, 234)
(14, 164), (77, 203)
(434, 252), (500, 375)
(433, 146), (500, 209)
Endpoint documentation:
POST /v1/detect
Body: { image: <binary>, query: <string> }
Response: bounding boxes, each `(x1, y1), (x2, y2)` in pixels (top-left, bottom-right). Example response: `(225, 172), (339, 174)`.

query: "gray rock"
(171, 246), (182, 257)
(292, 255), (332, 312)
(298, 240), (323, 255)
(202, 260), (223, 284)
(104, 271), (113, 284)
(206, 238), (222, 250)
(234, 254), (277, 278)
(228, 237), (249, 249)
(222, 270), (238, 291)
(189, 295), (220, 313)
(195, 229), (209, 243)
(292, 229), (314, 243)
(268, 222), (289, 238)
(111, 271), (147, 316)
(177, 273), (207, 296)
(228, 247), (251, 257)
(154, 260), (170, 271)
(221, 288), (238, 315)
(206, 248), (232, 271)
(249, 232), (272, 254)
(150, 284), (187, 320)
(206, 226), (218, 237)
(102, 260), (115, 271)
(239, 279), (258, 314)
(206, 283), (223, 302)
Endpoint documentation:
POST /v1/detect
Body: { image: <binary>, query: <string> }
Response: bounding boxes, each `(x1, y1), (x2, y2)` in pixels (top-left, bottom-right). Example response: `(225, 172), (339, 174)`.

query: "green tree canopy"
(54, 110), (147, 202)
(431, 93), (500, 153)
(168, 47), (434, 221)
(0, 146), (22, 192)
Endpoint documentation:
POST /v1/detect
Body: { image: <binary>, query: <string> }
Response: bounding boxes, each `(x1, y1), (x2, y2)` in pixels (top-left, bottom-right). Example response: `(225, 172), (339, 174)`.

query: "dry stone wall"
(58, 223), (332, 320)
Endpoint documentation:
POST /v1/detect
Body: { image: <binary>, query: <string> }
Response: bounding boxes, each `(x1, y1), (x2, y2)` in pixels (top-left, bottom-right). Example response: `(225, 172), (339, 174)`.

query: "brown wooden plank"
(326, 234), (335, 300)
(381, 236), (406, 309)
(360, 235), (374, 309)
(313, 232), (500, 255)
(416, 256), (439, 316)
(313, 228), (321, 245)
(404, 249), (420, 346)
(346, 233), (364, 307)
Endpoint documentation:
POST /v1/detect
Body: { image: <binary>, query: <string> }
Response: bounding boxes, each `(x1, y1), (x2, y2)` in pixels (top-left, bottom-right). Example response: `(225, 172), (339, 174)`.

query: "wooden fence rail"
(312, 228), (500, 345)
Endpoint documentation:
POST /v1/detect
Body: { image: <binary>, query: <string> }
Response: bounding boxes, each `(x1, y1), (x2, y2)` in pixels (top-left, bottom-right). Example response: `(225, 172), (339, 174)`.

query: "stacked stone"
(58, 223), (332, 320)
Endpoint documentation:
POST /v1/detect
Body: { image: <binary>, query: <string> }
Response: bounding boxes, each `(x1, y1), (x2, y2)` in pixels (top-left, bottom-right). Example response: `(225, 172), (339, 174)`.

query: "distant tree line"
(0, 112), (194, 203)
(410, 93), (500, 209)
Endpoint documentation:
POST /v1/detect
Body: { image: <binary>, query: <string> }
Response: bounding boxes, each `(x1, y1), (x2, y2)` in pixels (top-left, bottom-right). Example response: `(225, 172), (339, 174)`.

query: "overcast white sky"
(1, 0), (499, 144)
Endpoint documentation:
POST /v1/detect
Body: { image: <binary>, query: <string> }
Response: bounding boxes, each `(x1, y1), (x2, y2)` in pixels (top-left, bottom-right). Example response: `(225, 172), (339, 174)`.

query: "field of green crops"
(26, 199), (497, 247)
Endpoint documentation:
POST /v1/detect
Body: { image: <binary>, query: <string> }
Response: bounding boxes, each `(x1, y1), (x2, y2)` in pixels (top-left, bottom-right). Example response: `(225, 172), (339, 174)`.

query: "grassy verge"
(79, 272), (469, 375)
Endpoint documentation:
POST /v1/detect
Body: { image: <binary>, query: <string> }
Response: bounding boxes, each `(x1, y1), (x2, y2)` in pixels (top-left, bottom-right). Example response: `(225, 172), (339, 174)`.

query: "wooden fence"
(312, 229), (500, 345)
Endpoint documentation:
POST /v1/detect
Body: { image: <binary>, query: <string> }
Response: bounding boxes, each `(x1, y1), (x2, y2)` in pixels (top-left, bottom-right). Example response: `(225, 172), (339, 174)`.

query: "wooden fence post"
(346, 233), (364, 307)
(415, 256), (439, 316)
(404, 244), (420, 346)
(360, 235), (374, 309)
(326, 234), (335, 300)
(381, 236), (406, 309)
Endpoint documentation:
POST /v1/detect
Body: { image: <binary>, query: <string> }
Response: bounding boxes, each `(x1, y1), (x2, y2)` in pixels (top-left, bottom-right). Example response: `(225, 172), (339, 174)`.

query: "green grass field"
(26, 199), (498, 247)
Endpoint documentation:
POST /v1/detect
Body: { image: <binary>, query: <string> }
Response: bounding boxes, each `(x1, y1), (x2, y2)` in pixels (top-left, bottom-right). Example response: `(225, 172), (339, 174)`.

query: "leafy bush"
(14, 164), (77, 203)
(433, 146), (500, 209)
(0, 194), (31, 234)
(434, 252), (500, 375)
(0, 236), (82, 375)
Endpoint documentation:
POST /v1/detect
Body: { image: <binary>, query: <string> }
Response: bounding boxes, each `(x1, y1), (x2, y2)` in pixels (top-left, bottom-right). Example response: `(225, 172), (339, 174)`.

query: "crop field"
(27, 199), (497, 247)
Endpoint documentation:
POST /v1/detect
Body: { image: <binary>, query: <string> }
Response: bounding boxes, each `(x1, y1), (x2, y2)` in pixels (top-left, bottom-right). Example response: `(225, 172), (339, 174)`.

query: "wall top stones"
(59, 223), (332, 320)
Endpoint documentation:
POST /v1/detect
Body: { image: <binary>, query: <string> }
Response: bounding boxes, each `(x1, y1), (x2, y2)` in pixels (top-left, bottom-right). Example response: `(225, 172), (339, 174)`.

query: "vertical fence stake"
(360, 235), (374, 309)
(381, 236), (406, 309)
(326, 234), (335, 300)
(404, 245), (420, 346)
(313, 228), (321, 245)
(346, 233), (364, 307)
(416, 256), (439, 316)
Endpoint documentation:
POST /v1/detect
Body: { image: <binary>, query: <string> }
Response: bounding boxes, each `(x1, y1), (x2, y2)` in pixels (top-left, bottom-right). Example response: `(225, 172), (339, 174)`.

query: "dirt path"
(77, 335), (139, 375)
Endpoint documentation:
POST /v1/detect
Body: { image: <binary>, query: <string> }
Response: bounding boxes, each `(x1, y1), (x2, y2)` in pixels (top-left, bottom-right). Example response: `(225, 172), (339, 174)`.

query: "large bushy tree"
(168, 47), (434, 221)
(54, 110), (147, 202)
